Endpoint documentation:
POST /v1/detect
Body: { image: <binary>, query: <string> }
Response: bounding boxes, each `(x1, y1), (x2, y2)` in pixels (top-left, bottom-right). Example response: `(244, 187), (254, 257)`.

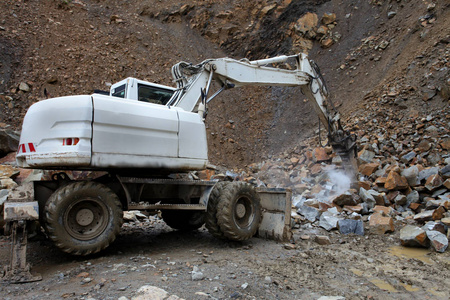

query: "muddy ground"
(1, 218), (449, 300)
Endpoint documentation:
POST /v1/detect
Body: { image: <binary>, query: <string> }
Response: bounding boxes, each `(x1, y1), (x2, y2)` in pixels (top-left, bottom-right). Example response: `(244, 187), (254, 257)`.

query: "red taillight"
(63, 138), (80, 146)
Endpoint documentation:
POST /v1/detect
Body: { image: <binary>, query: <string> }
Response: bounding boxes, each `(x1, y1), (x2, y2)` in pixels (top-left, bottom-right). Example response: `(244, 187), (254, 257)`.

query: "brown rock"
(374, 177), (386, 186)
(321, 38), (334, 48)
(441, 217), (450, 226)
(332, 192), (357, 206)
(318, 202), (333, 212)
(409, 203), (421, 211)
(417, 140), (432, 152)
(369, 213), (394, 234)
(310, 164), (322, 175)
(443, 179), (450, 189)
(425, 174), (443, 191)
(385, 171), (409, 190)
(321, 13), (336, 25)
(311, 184), (323, 194)
(284, 243), (297, 250)
(343, 204), (363, 213)
(197, 169), (215, 180)
(0, 165), (20, 179)
(294, 12), (318, 34)
(373, 205), (395, 217)
(314, 235), (331, 245)
(313, 147), (330, 162)
(440, 138), (450, 150)
(358, 180), (371, 190)
(261, 4), (277, 16)
(432, 206), (446, 220)
(359, 163), (380, 176)
(290, 157), (300, 166)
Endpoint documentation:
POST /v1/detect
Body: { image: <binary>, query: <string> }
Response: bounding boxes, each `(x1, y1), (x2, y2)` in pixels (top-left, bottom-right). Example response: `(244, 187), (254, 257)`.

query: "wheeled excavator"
(2, 53), (356, 282)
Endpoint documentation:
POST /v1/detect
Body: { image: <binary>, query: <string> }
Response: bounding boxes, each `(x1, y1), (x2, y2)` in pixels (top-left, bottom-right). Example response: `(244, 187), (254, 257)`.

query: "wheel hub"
(76, 209), (94, 226)
(235, 203), (246, 219)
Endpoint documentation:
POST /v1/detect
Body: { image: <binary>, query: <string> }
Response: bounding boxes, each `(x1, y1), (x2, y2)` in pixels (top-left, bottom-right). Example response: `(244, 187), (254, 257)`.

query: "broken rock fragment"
(314, 235), (331, 245)
(400, 225), (429, 247)
(369, 213), (394, 234)
(319, 210), (341, 231)
(337, 219), (364, 235)
(332, 191), (357, 206)
(385, 170), (408, 190)
(425, 174), (443, 191)
(426, 230), (448, 253)
(297, 205), (321, 222)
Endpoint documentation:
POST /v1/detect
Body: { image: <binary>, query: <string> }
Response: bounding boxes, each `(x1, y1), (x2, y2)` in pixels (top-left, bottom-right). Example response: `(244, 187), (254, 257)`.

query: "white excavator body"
(17, 53), (355, 173)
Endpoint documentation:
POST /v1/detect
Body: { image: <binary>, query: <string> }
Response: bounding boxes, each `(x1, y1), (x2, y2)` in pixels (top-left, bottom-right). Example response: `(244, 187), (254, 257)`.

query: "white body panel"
(16, 95), (93, 168)
(17, 95), (208, 171)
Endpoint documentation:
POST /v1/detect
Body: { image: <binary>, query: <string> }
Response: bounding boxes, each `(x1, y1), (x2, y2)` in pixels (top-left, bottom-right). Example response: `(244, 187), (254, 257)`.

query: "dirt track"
(1, 218), (449, 300)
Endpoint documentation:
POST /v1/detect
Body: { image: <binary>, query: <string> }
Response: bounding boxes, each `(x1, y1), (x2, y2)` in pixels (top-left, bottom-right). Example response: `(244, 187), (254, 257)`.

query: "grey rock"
(359, 188), (376, 209)
(413, 210), (434, 223)
(432, 189), (447, 197)
(394, 194), (407, 206)
(439, 165), (450, 177)
(358, 150), (375, 163)
(422, 221), (447, 235)
(401, 151), (416, 163)
(319, 211), (341, 231)
(191, 266), (205, 281)
(425, 125), (439, 133)
(19, 82), (30, 92)
(401, 166), (420, 186)
(387, 11), (397, 18)
(400, 225), (429, 247)
(297, 205), (321, 222)
(0, 189), (9, 206)
(418, 167), (439, 182)
(338, 219), (364, 235)
(0, 129), (20, 156)
(425, 199), (449, 209)
(132, 285), (169, 300)
(426, 230), (448, 253)
(427, 152), (441, 165)
(406, 190), (420, 206)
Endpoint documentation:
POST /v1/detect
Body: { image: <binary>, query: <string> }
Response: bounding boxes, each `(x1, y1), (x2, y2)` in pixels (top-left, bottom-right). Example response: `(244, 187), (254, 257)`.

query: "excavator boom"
(171, 53), (357, 176)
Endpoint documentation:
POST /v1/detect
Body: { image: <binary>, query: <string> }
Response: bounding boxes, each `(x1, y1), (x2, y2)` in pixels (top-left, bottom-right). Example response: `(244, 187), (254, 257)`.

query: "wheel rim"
(64, 197), (109, 240)
(233, 196), (254, 229)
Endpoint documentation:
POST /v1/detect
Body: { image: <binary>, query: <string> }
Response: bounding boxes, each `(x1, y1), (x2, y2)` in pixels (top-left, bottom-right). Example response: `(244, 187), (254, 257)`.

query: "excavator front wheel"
(205, 181), (230, 239)
(44, 181), (123, 256)
(216, 182), (262, 241)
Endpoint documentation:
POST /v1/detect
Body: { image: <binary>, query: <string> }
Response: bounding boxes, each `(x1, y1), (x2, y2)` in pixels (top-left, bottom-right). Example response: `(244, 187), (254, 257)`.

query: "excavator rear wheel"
(161, 210), (205, 231)
(216, 182), (261, 241)
(44, 181), (123, 256)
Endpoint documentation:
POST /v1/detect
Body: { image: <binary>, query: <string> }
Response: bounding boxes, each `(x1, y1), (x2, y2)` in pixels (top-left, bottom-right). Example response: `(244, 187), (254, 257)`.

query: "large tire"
(205, 181), (230, 239)
(161, 210), (205, 231)
(44, 181), (123, 256)
(216, 182), (262, 241)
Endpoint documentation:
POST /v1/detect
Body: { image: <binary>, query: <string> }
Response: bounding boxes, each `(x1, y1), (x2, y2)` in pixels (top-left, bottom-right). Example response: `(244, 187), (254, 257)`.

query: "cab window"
(138, 84), (174, 105)
(111, 84), (126, 98)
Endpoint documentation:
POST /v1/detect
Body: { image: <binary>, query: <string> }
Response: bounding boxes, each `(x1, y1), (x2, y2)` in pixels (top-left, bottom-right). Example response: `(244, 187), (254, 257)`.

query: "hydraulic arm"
(170, 53), (357, 175)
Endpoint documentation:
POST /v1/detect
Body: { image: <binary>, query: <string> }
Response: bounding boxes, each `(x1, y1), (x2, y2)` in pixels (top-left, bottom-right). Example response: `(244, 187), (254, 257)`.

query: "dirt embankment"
(1, 1), (448, 169)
